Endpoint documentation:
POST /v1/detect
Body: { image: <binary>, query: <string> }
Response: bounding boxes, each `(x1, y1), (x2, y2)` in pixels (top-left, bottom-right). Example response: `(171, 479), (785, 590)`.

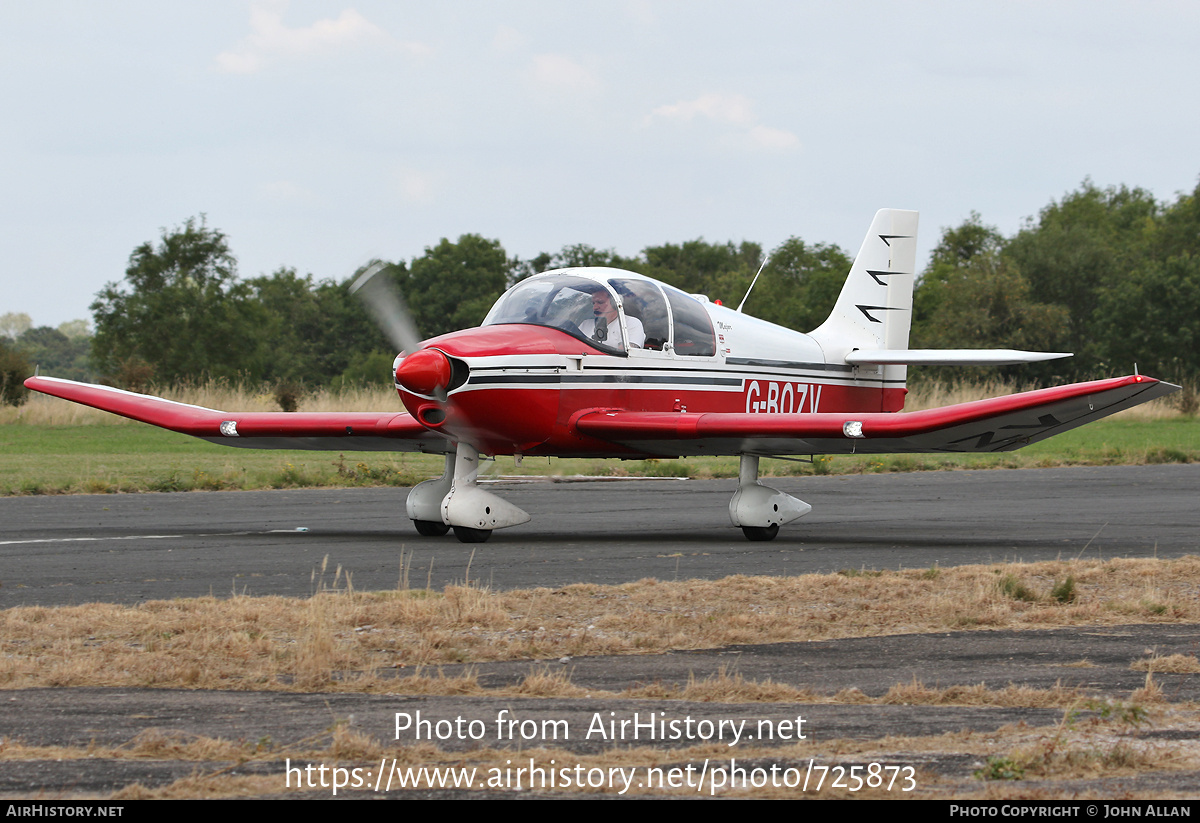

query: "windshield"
(483, 275), (627, 354)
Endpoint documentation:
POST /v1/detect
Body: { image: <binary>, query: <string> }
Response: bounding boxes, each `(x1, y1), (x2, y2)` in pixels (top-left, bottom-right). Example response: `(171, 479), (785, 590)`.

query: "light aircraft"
(25, 210), (1178, 543)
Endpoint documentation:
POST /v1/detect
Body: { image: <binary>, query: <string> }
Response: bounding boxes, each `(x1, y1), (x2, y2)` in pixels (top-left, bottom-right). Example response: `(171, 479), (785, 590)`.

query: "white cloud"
(529, 53), (601, 94)
(649, 92), (799, 151)
(651, 93), (756, 126)
(622, 0), (657, 27)
(258, 179), (320, 205)
(492, 25), (526, 54)
(392, 167), (436, 203)
(215, 0), (421, 74)
(747, 124), (800, 150)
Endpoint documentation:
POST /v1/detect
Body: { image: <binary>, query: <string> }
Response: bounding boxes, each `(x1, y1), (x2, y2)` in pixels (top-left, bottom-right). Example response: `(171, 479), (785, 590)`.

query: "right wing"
(574, 375), (1177, 457)
(24, 376), (453, 453)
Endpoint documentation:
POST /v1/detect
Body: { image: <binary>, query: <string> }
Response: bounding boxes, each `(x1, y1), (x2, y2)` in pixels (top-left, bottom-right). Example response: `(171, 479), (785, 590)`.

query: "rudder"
(809, 209), (919, 409)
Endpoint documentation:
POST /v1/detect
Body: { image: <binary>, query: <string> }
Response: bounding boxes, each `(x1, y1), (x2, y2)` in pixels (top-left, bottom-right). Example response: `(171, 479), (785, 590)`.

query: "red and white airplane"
(25, 210), (1177, 543)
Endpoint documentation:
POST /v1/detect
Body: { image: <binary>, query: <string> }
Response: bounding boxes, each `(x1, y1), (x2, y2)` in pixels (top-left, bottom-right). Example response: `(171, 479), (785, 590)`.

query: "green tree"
(913, 214), (1069, 382)
(517, 236), (849, 332)
(402, 235), (509, 338)
(913, 213), (1008, 345)
(0, 312), (32, 340)
(928, 211), (1006, 270)
(751, 238), (852, 331)
(916, 254), (1070, 379)
(57, 319), (91, 339)
(1089, 180), (1200, 380)
(1155, 179), (1200, 262)
(318, 269), (402, 386)
(91, 216), (257, 385)
(511, 244), (628, 282)
(245, 268), (359, 383)
(1003, 181), (1159, 374)
(246, 265), (399, 387)
(1095, 253), (1200, 379)
(0, 340), (31, 405)
(635, 238), (762, 297)
(12, 326), (94, 382)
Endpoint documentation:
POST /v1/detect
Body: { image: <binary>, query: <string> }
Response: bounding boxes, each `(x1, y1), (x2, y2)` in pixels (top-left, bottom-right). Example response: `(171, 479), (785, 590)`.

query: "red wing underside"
(24, 376), (453, 454)
(574, 375), (1177, 458)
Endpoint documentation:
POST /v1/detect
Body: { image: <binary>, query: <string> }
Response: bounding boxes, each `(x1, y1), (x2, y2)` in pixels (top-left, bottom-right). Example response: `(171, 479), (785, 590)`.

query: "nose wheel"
(740, 524), (780, 542)
(452, 526), (492, 543)
(403, 442), (530, 542)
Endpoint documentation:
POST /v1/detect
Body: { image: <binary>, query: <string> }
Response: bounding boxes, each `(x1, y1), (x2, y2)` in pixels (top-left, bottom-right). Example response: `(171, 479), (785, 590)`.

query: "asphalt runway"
(4, 625), (1200, 797)
(3, 466), (1200, 797)
(2, 464), (1197, 607)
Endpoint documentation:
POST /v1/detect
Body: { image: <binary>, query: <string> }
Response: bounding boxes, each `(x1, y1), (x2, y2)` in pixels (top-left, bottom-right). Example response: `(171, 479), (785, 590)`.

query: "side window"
(608, 278), (669, 351)
(665, 288), (716, 357)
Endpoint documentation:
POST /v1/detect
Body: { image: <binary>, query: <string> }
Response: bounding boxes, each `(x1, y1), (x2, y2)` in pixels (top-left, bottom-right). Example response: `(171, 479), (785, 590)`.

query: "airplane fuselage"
(396, 268), (904, 458)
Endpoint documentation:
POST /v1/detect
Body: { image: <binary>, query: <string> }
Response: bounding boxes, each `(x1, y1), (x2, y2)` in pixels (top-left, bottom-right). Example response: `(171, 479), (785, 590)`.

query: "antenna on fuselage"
(736, 255), (770, 313)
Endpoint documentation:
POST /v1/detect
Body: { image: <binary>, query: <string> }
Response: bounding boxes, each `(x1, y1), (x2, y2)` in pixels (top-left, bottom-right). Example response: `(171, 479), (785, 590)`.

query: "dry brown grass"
(620, 670), (1093, 708)
(1130, 653), (1200, 673)
(2, 382), (401, 426)
(3, 557), (1200, 694)
(905, 378), (1027, 412)
(904, 378), (1183, 420)
(8, 704), (1200, 799)
(879, 679), (1089, 708)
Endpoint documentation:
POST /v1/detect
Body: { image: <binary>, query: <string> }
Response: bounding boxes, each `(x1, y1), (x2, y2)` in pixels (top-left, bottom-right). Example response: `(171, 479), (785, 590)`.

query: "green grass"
(0, 426), (440, 494)
(0, 416), (1196, 496)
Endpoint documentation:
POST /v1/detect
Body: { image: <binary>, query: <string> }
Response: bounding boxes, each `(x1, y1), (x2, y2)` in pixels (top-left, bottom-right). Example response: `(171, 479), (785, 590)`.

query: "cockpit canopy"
(482, 270), (716, 357)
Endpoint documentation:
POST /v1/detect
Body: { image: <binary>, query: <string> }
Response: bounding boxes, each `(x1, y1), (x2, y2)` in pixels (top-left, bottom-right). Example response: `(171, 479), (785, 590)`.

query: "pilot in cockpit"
(578, 289), (645, 349)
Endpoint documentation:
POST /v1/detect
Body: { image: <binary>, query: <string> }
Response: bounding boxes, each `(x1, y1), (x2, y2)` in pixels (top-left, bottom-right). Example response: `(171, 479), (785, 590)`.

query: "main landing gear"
(405, 443), (530, 544)
(408, 450), (809, 543)
(728, 455), (812, 541)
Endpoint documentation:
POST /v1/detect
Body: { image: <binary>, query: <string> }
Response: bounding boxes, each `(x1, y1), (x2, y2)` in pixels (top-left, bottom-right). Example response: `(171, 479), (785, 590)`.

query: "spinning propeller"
(349, 262), (491, 454)
(350, 262), (452, 402)
(350, 261), (527, 541)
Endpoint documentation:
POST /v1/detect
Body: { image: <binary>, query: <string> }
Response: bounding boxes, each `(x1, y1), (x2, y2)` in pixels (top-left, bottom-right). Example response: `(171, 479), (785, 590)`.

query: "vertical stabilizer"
(809, 209), (918, 388)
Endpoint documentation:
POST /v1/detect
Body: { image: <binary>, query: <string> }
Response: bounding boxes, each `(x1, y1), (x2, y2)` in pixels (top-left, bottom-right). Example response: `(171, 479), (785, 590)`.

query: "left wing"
(24, 376), (453, 453)
(575, 375), (1177, 457)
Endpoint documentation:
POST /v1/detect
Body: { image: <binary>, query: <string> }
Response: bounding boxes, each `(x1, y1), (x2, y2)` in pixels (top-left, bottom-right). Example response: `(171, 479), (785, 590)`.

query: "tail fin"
(809, 208), (919, 359)
(808, 209), (1072, 412)
(808, 209), (918, 411)
(810, 209), (1072, 373)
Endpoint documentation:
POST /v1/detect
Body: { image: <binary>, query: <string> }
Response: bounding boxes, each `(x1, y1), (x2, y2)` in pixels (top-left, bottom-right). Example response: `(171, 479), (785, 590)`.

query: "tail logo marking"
(856, 305), (904, 324)
(865, 270), (907, 286)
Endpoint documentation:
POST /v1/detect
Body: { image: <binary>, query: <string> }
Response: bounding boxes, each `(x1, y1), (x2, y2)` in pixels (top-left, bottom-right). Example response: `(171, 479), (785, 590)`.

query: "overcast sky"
(4, 0), (1198, 329)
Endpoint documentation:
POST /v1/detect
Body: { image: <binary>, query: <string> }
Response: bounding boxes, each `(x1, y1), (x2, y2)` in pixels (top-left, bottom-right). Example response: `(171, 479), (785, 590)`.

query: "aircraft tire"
(413, 520), (450, 537)
(453, 526), (492, 543)
(741, 524), (780, 542)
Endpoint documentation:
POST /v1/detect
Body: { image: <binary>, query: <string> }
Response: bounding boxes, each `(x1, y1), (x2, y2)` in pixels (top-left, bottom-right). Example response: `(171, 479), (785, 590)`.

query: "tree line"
(2, 176), (1198, 405)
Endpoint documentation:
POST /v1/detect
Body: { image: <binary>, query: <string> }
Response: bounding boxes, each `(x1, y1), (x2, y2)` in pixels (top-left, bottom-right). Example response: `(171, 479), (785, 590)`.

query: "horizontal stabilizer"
(845, 349), (1073, 366)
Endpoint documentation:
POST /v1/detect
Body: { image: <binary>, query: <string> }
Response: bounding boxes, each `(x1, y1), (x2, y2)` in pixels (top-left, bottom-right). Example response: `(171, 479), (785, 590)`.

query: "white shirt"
(579, 314), (645, 349)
